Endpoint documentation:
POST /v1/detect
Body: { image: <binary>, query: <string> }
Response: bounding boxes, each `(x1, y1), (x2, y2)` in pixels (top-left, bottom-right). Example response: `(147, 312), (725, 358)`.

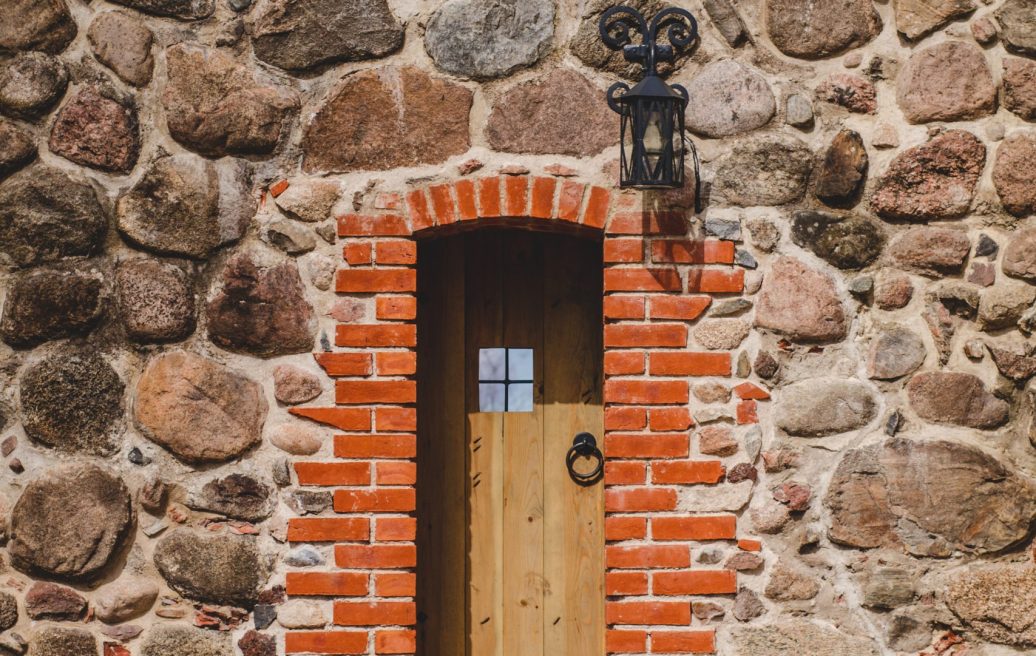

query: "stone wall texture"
(1, 0), (1036, 655)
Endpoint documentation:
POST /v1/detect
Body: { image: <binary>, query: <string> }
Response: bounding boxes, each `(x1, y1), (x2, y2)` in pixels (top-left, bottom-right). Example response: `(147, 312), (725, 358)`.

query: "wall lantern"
(599, 5), (701, 198)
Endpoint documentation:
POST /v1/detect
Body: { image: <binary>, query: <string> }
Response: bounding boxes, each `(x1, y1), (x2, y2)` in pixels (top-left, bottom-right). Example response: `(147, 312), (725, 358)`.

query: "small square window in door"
(478, 348), (534, 412)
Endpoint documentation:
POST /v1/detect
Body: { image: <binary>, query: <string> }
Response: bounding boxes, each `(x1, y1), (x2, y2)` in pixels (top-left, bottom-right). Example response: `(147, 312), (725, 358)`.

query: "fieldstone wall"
(1, 0), (1036, 655)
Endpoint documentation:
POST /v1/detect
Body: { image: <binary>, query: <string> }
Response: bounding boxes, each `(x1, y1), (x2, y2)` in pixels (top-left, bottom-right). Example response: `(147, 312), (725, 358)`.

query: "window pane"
(479, 348), (506, 381)
(479, 383), (506, 412)
(508, 383), (534, 412)
(508, 348), (534, 381)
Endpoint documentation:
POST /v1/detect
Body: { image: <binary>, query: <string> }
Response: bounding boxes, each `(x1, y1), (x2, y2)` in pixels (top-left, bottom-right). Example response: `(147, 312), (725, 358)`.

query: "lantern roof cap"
(621, 74), (687, 103)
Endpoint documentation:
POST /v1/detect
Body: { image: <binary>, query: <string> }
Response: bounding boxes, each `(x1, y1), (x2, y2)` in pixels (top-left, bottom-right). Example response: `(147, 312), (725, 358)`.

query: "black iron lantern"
(599, 6), (700, 196)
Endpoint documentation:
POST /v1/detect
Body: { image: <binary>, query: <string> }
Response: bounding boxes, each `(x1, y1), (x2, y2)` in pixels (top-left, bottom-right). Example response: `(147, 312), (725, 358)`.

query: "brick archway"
(282, 171), (767, 656)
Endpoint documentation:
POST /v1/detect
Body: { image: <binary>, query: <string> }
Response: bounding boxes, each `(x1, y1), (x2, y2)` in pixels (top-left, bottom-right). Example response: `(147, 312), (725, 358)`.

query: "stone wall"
(1, 0), (1036, 655)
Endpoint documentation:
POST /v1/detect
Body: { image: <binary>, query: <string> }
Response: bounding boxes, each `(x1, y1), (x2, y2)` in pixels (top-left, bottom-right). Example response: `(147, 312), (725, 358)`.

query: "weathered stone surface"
(993, 134), (1036, 218)
(0, 119), (35, 179)
(25, 583), (86, 621)
(0, 165), (106, 267)
(755, 257), (847, 343)
(816, 75), (876, 114)
(250, 0), (402, 71)
(571, 0), (680, 79)
(764, 0), (881, 59)
(88, 12), (154, 87)
(140, 625), (231, 656)
(0, 269), (104, 348)
(207, 251), (315, 357)
(93, 577), (159, 624)
(703, 0), (748, 47)
(28, 626), (97, 656)
(777, 378), (877, 436)
(979, 281), (1036, 330)
(274, 365), (322, 404)
(304, 67), (472, 172)
(871, 130), (986, 221)
(49, 88), (139, 173)
(987, 341), (1036, 381)
(826, 438), (1036, 555)
(785, 94), (814, 128)
(875, 274), (913, 310)
(867, 326), (926, 380)
(714, 134), (813, 206)
(725, 621), (879, 656)
(487, 69), (615, 157)
(996, 0), (1036, 56)
(266, 220), (315, 255)
(117, 154), (253, 259)
(191, 474), (274, 521)
(791, 211), (883, 270)
(163, 44), (298, 157)
(273, 179), (340, 223)
(269, 424), (323, 455)
(0, 0), (77, 54)
(907, 372), (1008, 429)
(0, 52), (67, 121)
(154, 529), (267, 606)
(765, 561), (819, 600)
(685, 60), (775, 138)
(888, 227), (970, 276)
(110, 0), (214, 20)
(0, 593), (16, 632)
(861, 567), (915, 610)
(9, 464), (133, 580)
(897, 42), (996, 123)
(20, 349), (124, 455)
(135, 350), (267, 463)
(947, 564), (1036, 646)
(115, 259), (195, 343)
(426, 0), (553, 80)
(278, 600), (328, 629)
(894, 0), (975, 40)
(815, 130), (868, 206)
(1003, 228), (1036, 280)
(1004, 58), (1036, 120)
(694, 319), (750, 350)
(239, 631), (275, 656)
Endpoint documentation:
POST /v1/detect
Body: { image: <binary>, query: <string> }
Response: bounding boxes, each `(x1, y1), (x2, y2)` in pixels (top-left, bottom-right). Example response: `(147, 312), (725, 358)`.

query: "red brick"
(504, 175), (529, 216)
(605, 351), (645, 375)
(477, 176), (502, 218)
(605, 380), (688, 405)
(651, 460), (725, 485)
(376, 517), (417, 542)
(375, 192), (403, 211)
(428, 183), (457, 226)
(605, 433), (689, 459)
(530, 176), (556, 219)
(335, 434), (416, 459)
(651, 240), (735, 264)
(605, 407), (647, 431)
(375, 240), (417, 265)
(605, 324), (687, 348)
(334, 489), (416, 513)
(686, 269), (745, 293)
(649, 407), (693, 432)
(286, 572), (368, 597)
(583, 186), (612, 228)
(406, 189), (433, 232)
(314, 353), (373, 377)
(738, 539), (762, 552)
(334, 601), (416, 626)
(343, 242), (372, 265)
(376, 351), (417, 376)
(336, 380), (416, 404)
(607, 544), (690, 569)
(606, 210), (686, 235)
(605, 487), (678, 512)
(604, 296), (645, 320)
(650, 296), (712, 321)
(604, 239), (643, 263)
(650, 352), (731, 376)
(335, 544), (417, 569)
(607, 571), (649, 596)
(339, 214), (410, 237)
(270, 179), (289, 197)
(295, 462), (371, 486)
(336, 269), (416, 293)
(375, 629), (417, 654)
(607, 630), (647, 654)
(651, 630), (716, 654)
(376, 296), (417, 320)
(734, 381), (771, 400)
(654, 570), (737, 595)
(285, 631), (368, 655)
(604, 268), (681, 292)
(606, 601), (690, 626)
(605, 516), (647, 541)
(652, 516), (737, 541)
(604, 460), (647, 486)
(374, 572), (416, 597)
(288, 518), (370, 543)
(376, 461), (416, 485)
(455, 179), (478, 221)
(291, 407), (372, 431)
(737, 399), (758, 424)
(557, 180), (585, 222)
(376, 407), (416, 432)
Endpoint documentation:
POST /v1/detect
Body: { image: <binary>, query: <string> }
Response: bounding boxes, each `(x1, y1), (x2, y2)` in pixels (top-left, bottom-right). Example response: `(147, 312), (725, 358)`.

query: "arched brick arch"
(282, 171), (768, 656)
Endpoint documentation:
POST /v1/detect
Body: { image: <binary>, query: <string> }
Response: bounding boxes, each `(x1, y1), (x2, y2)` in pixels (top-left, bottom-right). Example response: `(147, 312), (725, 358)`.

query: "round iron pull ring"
(567, 432), (604, 487)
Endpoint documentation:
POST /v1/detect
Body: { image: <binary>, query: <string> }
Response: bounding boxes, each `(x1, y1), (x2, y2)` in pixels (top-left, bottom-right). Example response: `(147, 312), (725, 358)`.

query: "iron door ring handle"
(567, 432), (604, 486)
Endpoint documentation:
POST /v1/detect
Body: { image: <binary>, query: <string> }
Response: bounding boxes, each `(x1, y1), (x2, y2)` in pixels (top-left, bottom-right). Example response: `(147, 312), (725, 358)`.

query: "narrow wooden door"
(418, 229), (604, 656)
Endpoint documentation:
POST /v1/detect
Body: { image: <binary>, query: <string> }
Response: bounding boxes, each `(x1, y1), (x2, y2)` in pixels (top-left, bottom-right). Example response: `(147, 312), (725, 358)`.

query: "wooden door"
(418, 229), (604, 656)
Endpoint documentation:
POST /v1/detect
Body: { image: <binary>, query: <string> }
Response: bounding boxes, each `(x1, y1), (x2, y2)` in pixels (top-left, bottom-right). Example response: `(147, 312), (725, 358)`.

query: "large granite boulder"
(947, 564), (1036, 646)
(0, 0), (76, 54)
(153, 529), (268, 606)
(754, 257), (847, 342)
(115, 259), (195, 343)
(764, 0), (881, 59)
(906, 371), (1008, 429)
(776, 379), (877, 437)
(0, 269), (104, 347)
(0, 52), (68, 120)
(896, 41), (996, 123)
(713, 134), (813, 206)
(49, 87), (139, 173)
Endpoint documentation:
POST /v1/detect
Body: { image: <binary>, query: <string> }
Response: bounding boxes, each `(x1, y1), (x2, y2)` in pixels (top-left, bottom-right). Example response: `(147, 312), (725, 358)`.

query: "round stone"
(1004, 58), (1036, 121)
(9, 463), (133, 580)
(776, 378), (877, 436)
(907, 371), (1008, 429)
(426, 0), (554, 80)
(274, 365), (323, 404)
(93, 577), (159, 624)
(754, 257), (847, 343)
(20, 349), (124, 455)
(993, 133), (1036, 218)
(996, 0), (1036, 57)
(888, 226), (971, 276)
(153, 529), (268, 606)
(867, 326), (926, 380)
(684, 60), (775, 138)
(0, 592), (18, 631)
(1002, 227), (1036, 281)
(49, 87), (139, 173)
(0, 269), (105, 348)
(0, 0), (77, 54)
(87, 11), (154, 87)
(0, 52), (68, 120)
(571, 0), (683, 79)
(897, 41), (996, 123)
(0, 118), (36, 180)
(764, 0), (882, 59)
(269, 424), (323, 455)
(948, 564), (1036, 646)
(115, 259), (195, 343)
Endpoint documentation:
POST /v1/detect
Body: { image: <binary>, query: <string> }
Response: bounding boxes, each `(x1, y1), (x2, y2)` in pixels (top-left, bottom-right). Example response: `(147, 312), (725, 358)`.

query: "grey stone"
(115, 259), (195, 343)
(887, 227), (971, 276)
(109, 0), (214, 20)
(714, 134), (813, 206)
(285, 546), (324, 568)
(815, 130), (868, 207)
(0, 165), (106, 268)
(861, 567), (915, 609)
(867, 326), (926, 380)
(0, 119), (36, 180)
(887, 614), (931, 652)
(20, 349), (124, 456)
(764, 0), (882, 59)
(250, 0), (403, 71)
(267, 220), (316, 255)
(426, 0), (553, 80)
(0, 269), (104, 348)
(725, 620), (879, 656)
(49, 88), (139, 173)
(997, 0), (1036, 57)
(571, 0), (682, 79)
(0, 0), (77, 54)
(9, 464), (133, 580)
(0, 52), (67, 120)
(791, 211), (883, 270)
(27, 626), (96, 656)
(286, 490), (332, 515)
(848, 276), (873, 295)
(154, 529), (268, 606)
(732, 588), (765, 621)
(785, 94), (814, 128)
(88, 12), (154, 87)
(894, 0), (976, 40)
(710, 299), (752, 317)
(253, 605), (277, 630)
(273, 179), (340, 223)
(947, 563), (1036, 646)
(976, 234), (999, 258)
(704, 217), (742, 240)
(117, 154), (254, 259)
(190, 474), (274, 522)
(897, 41), (996, 123)
(140, 625), (232, 656)
(685, 60), (775, 138)
(747, 218), (779, 252)
(776, 378), (877, 437)
(907, 371), (1008, 429)
(703, 0), (748, 47)
(755, 257), (847, 343)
